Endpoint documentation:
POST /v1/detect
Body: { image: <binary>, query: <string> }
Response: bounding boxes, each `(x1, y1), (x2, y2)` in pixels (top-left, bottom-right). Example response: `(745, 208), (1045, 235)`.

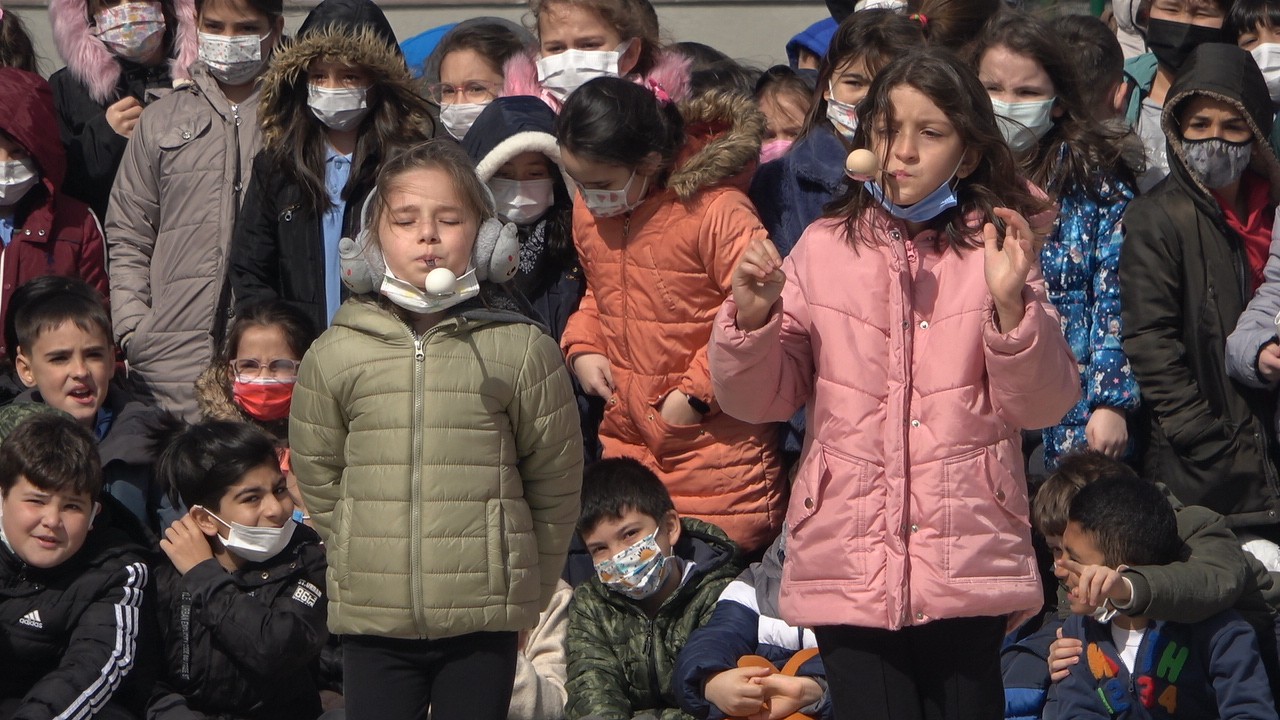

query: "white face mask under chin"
(195, 505), (296, 563)
(536, 40), (632, 102)
(380, 265), (481, 315)
(0, 159), (39, 207)
(308, 85), (371, 132)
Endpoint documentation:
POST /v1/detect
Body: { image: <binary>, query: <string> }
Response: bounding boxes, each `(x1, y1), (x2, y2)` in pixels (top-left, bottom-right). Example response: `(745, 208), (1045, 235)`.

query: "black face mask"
(1145, 18), (1226, 73)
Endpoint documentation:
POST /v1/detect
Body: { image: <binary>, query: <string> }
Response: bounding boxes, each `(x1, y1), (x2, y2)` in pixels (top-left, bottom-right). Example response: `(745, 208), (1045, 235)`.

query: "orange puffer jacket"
(561, 91), (783, 553)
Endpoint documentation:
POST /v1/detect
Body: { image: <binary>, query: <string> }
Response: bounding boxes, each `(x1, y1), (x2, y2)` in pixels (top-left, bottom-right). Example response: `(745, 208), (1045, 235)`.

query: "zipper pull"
(414, 338), (425, 362)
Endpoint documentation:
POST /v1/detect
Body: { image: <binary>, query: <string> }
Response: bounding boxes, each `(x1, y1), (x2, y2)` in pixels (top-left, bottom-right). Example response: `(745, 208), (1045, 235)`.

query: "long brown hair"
(828, 47), (1051, 252)
(965, 11), (1138, 199)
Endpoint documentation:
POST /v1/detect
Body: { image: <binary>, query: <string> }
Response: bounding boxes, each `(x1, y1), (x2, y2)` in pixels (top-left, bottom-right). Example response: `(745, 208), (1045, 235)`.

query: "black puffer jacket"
(148, 526), (329, 720)
(1120, 43), (1280, 528)
(0, 524), (152, 719)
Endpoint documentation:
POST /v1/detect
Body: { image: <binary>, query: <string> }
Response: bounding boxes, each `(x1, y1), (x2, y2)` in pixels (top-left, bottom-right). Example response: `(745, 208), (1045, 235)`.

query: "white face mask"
(195, 505), (296, 563)
(199, 31), (270, 86)
(990, 97), (1056, 153)
(1251, 43), (1280, 105)
(0, 159), (39, 207)
(489, 177), (555, 225)
(308, 85), (371, 132)
(826, 84), (859, 142)
(439, 102), (489, 140)
(380, 265), (481, 315)
(536, 41), (632, 102)
(577, 169), (649, 218)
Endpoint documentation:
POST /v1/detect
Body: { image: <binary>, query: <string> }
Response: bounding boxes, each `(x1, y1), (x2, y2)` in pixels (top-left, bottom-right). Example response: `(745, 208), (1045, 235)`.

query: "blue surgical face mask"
(864, 156), (964, 224)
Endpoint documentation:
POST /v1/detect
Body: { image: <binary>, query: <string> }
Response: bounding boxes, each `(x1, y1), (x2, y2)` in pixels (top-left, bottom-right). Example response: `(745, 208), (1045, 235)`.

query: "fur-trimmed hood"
(502, 46), (692, 114)
(48, 0), (198, 105)
(1161, 43), (1280, 207)
(461, 95), (573, 191)
(667, 89), (766, 200)
(259, 22), (434, 152)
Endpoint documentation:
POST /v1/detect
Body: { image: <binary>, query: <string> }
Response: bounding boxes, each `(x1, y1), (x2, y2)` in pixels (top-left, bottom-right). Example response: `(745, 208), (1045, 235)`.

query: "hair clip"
(645, 77), (672, 106)
(909, 12), (928, 26)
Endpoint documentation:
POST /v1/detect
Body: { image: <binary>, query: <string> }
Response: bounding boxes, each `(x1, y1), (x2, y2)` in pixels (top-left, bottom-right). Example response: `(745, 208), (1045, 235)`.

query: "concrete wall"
(8, 1), (833, 78)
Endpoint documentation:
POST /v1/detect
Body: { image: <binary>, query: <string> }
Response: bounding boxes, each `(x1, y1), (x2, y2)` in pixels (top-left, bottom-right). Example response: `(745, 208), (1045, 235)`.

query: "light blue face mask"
(863, 157), (964, 224)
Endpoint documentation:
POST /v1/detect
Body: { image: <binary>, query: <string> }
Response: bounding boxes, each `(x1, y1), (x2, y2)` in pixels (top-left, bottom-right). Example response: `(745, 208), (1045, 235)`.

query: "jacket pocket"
(941, 446), (1036, 583)
(786, 445), (872, 583)
(645, 248), (680, 313)
(486, 498), (533, 598)
(332, 497), (352, 591)
(156, 112), (212, 151)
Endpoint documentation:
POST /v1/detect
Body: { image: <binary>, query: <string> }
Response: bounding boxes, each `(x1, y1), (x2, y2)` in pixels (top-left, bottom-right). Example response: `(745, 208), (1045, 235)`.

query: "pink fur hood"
(502, 46), (692, 112)
(49, 0), (199, 105)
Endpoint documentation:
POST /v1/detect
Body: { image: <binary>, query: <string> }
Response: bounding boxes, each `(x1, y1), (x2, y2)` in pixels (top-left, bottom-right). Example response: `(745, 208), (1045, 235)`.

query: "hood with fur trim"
(461, 95), (574, 191)
(259, 23), (434, 153)
(667, 89), (766, 200)
(49, 0), (198, 106)
(502, 46), (691, 113)
(1160, 43), (1280, 206)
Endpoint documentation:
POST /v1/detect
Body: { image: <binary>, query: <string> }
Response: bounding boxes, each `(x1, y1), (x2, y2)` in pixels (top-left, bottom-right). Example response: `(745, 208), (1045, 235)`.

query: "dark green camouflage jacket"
(566, 518), (741, 720)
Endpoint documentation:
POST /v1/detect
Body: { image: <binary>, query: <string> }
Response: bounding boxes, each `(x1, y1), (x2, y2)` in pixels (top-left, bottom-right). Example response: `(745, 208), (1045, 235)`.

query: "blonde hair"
(365, 140), (495, 250)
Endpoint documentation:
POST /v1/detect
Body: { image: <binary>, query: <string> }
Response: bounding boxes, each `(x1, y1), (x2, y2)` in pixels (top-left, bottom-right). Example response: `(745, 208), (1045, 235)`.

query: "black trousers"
(342, 631), (518, 720)
(815, 616), (1005, 720)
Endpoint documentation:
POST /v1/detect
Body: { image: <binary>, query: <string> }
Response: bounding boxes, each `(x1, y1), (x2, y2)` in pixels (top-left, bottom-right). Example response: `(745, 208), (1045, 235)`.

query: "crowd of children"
(2, 0), (1280, 718)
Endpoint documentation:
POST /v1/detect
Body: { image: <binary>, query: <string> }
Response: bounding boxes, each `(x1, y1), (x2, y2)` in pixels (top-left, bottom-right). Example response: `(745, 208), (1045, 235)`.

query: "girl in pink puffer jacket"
(708, 46), (1079, 720)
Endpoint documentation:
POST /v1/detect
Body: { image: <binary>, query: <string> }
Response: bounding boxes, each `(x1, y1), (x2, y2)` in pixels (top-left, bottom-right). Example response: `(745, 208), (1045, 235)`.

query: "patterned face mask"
(576, 170), (648, 218)
(199, 31), (270, 86)
(1182, 136), (1253, 189)
(593, 527), (668, 600)
(94, 2), (166, 62)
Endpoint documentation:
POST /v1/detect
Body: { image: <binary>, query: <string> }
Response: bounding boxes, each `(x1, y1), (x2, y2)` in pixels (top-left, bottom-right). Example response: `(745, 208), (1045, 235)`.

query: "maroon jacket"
(0, 69), (109, 359)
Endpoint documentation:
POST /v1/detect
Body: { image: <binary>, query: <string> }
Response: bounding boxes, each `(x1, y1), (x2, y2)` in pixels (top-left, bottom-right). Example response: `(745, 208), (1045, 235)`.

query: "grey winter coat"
(106, 64), (263, 420)
(1227, 209), (1280, 442)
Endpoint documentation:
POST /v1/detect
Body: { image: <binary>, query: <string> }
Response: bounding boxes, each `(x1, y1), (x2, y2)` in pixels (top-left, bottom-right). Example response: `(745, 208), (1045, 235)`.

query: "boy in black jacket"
(0, 412), (151, 719)
(148, 419), (328, 720)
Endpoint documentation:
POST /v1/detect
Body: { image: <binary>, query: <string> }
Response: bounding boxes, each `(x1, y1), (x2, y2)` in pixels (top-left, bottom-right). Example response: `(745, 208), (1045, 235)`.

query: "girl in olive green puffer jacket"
(290, 139), (584, 720)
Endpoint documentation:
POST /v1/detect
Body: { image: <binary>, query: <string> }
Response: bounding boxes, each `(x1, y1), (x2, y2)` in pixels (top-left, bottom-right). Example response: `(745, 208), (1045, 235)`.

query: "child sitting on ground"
(1056, 474), (1277, 718)
(148, 418), (329, 720)
(567, 457), (741, 719)
(10, 275), (165, 529)
(0, 412), (151, 719)
(675, 531), (831, 719)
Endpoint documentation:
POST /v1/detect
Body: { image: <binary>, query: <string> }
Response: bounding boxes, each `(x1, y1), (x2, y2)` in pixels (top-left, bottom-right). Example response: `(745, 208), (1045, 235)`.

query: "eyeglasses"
(231, 358), (300, 383)
(427, 80), (501, 105)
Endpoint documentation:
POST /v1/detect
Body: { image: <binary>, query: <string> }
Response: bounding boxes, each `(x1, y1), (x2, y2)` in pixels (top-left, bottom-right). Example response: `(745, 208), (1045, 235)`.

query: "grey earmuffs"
(338, 183), (520, 295)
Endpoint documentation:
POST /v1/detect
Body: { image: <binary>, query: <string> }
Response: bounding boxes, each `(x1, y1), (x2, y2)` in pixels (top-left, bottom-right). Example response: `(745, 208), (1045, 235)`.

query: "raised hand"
(731, 236), (786, 332)
(983, 207), (1043, 332)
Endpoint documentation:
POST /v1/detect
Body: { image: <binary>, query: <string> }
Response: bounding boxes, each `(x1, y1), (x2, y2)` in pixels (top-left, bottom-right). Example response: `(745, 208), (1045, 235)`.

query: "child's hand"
(572, 353), (614, 400)
(1060, 558), (1132, 609)
(659, 389), (703, 425)
(704, 666), (771, 717)
(106, 96), (144, 138)
(756, 674), (823, 719)
(1048, 627), (1083, 682)
(1085, 407), (1128, 459)
(731, 236), (786, 332)
(1259, 342), (1280, 384)
(160, 514), (215, 575)
(983, 207), (1042, 332)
